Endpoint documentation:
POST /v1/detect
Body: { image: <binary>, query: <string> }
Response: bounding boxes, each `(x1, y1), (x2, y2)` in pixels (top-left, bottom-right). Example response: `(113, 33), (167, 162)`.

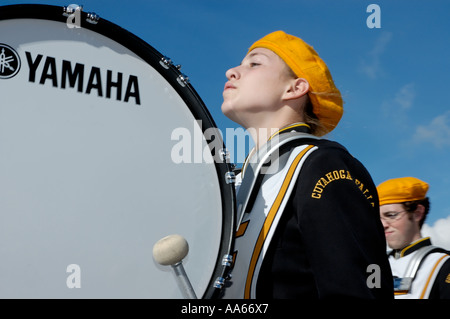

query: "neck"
(392, 237), (431, 259)
(248, 122), (311, 149)
(249, 127), (278, 149)
(240, 122), (312, 178)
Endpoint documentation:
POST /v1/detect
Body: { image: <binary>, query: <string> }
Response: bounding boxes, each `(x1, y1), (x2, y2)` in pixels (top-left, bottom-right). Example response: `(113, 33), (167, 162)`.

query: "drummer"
(220, 31), (393, 298)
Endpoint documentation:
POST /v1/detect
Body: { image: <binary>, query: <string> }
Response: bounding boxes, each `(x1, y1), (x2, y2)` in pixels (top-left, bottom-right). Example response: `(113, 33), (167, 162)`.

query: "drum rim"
(0, 3), (235, 299)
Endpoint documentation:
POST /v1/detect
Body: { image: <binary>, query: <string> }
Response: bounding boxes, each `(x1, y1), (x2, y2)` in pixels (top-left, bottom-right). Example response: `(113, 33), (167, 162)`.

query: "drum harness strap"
(393, 245), (449, 293)
(222, 128), (320, 298)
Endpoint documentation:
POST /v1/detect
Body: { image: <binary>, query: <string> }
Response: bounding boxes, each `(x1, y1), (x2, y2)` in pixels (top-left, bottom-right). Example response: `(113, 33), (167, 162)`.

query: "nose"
(225, 65), (240, 80)
(380, 218), (389, 230)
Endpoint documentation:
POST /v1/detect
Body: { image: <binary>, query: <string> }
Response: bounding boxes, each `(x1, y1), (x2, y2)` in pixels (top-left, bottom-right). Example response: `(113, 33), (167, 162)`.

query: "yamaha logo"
(0, 43), (21, 79)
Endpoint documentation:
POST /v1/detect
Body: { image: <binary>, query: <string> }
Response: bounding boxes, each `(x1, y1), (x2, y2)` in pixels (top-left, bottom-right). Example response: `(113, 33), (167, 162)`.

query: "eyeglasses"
(380, 210), (408, 223)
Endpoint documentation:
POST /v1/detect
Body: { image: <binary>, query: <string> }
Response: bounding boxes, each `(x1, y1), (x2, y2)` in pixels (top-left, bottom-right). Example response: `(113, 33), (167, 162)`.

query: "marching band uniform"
(222, 123), (393, 299)
(220, 31), (393, 299)
(388, 237), (450, 299)
(378, 177), (450, 299)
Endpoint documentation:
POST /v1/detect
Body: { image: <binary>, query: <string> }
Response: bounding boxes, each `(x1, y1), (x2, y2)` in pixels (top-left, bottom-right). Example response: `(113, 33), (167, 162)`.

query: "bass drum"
(0, 4), (234, 298)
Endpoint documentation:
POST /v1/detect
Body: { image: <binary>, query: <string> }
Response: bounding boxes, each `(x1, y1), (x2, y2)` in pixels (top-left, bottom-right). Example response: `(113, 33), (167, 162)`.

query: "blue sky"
(2, 0), (450, 240)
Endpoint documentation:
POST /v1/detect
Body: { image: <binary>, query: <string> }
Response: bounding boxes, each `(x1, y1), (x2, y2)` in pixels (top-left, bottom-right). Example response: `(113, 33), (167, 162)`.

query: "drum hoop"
(0, 4), (235, 299)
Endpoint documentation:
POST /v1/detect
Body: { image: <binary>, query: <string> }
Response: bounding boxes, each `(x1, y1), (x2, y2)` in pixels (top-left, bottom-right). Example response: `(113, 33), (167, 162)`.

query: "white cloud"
(394, 83), (415, 110)
(412, 111), (450, 149)
(358, 32), (392, 79)
(422, 215), (450, 250)
(380, 83), (416, 124)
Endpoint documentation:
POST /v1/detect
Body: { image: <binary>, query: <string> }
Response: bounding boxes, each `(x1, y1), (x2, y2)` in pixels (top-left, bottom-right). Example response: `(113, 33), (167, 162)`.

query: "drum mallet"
(153, 234), (197, 299)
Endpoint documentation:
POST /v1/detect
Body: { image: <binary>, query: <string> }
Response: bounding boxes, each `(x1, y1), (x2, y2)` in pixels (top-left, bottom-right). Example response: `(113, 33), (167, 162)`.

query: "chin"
(221, 105), (240, 124)
(387, 240), (405, 250)
(221, 102), (233, 116)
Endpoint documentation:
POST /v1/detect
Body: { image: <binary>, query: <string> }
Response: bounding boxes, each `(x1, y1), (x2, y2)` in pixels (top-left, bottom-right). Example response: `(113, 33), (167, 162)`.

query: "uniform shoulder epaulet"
(404, 246), (448, 279)
(395, 246), (449, 293)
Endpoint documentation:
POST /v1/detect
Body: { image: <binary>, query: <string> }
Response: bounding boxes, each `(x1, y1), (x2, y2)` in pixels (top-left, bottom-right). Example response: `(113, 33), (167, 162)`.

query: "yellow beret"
(377, 177), (429, 206)
(248, 30), (343, 136)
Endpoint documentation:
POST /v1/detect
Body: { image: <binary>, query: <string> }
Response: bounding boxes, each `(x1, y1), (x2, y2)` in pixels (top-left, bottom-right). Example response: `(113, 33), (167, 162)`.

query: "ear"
(414, 204), (426, 223)
(282, 78), (309, 101)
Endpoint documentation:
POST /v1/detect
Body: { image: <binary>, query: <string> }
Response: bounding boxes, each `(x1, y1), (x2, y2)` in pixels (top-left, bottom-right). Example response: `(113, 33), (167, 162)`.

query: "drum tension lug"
(225, 171), (236, 184)
(159, 56), (172, 69)
(62, 4), (99, 24)
(214, 254), (233, 288)
(177, 74), (190, 87)
(219, 148), (230, 163)
(214, 277), (226, 289)
(63, 4), (83, 16)
(86, 12), (100, 24)
(222, 254), (233, 267)
(159, 57), (189, 87)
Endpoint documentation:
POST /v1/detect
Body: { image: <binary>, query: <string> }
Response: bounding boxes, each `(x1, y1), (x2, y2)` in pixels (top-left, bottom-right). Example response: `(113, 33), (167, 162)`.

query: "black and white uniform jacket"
(389, 237), (450, 299)
(222, 124), (393, 299)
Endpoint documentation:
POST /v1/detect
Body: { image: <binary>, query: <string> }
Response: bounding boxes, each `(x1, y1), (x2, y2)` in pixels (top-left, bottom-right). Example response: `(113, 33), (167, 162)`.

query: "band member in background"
(220, 30), (393, 299)
(378, 177), (450, 299)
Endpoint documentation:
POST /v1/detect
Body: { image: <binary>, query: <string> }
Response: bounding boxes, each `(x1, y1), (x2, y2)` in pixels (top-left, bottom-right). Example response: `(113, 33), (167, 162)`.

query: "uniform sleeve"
(429, 257), (450, 299)
(291, 144), (393, 299)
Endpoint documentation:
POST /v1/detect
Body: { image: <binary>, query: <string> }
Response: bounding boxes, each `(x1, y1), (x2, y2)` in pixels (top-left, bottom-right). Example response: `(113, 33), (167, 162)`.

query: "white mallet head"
(153, 234), (189, 266)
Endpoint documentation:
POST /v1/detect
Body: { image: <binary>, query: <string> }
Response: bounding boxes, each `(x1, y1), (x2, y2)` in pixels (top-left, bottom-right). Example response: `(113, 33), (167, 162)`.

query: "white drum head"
(0, 4), (234, 298)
